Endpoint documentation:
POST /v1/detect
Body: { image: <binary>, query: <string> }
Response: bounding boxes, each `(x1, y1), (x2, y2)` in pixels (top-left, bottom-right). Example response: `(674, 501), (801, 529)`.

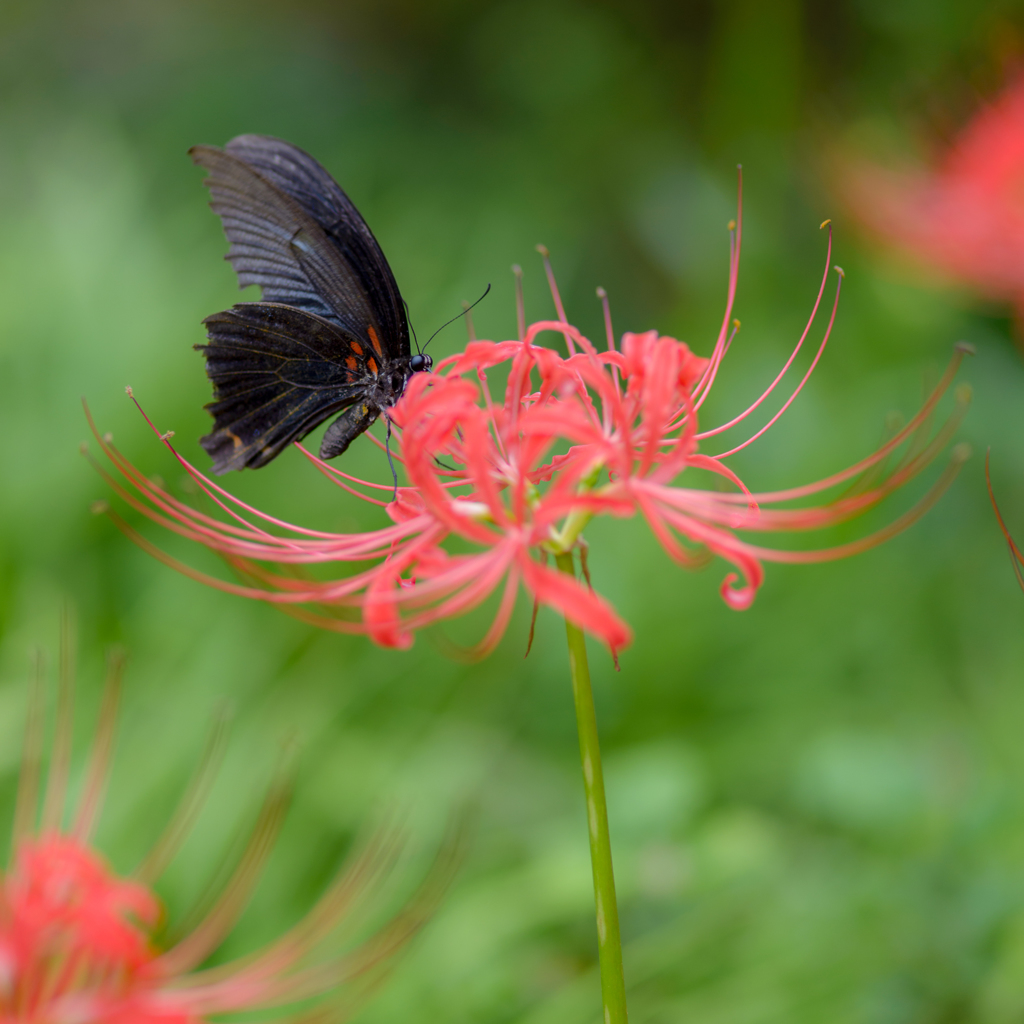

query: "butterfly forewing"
(191, 145), (367, 329)
(191, 135), (417, 473)
(218, 135), (409, 356)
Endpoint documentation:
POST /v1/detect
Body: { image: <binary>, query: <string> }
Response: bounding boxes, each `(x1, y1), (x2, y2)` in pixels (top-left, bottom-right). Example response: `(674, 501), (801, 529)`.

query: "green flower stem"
(549, 507), (593, 553)
(554, 549), (629, 1024)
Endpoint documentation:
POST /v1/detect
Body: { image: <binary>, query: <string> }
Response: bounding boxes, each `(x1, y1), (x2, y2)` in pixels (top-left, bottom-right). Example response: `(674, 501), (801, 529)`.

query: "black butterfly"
(190, 134), (431, 474)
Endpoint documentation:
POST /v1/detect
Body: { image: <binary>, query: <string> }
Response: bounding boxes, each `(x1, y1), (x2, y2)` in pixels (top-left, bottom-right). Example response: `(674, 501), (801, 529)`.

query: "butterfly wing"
(190, 135), (409, 364)
(191, 135), (412, 471)
(199, 303), (381, 473)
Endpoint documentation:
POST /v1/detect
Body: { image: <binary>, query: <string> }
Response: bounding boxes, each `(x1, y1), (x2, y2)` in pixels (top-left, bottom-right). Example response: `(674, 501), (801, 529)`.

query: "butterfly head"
(409, 353), (432, 373)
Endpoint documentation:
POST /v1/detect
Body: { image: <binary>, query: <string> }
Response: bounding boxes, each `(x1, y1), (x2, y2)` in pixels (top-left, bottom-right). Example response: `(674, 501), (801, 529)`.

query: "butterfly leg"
(384, 414), (399, 502)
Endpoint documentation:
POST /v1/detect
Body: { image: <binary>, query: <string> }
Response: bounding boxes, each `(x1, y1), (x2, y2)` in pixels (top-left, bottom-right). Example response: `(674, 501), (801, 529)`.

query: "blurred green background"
(3, 0), (1024, 1021)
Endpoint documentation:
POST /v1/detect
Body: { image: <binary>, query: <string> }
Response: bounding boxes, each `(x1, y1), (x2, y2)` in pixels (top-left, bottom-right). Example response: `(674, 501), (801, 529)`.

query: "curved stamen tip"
(511, 264), (522, 276)
(834, 265), (845, 277)
(732, 318), (741, 329)
(820, 219), (832, 230)
(535, 244), (550, 257)
(951, 442), (972, 463)
(736, 162), (743, 170)
(955, 340), (977, 356)
(596, 286), (607, 299)
(954, 383), (973, 403)
(160, 431), (175, 441)
(103, 432), (113, 444)
(125, 385), (134, 396)
(91, 499), (110, 514)
(79, 441), (88, 455)
(727, 219), (737, 231)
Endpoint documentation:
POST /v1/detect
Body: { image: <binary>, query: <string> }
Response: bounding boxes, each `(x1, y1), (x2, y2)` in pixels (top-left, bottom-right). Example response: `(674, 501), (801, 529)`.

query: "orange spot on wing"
(367, 356), (379, 374)
(350, 342), (363, 357)
(346, 356), (358, 371)
(366, 324), (383, 357)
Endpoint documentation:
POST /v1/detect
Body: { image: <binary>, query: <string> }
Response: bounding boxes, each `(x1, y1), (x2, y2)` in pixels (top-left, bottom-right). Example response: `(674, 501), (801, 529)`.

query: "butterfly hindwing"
(198, 302), (377, 473)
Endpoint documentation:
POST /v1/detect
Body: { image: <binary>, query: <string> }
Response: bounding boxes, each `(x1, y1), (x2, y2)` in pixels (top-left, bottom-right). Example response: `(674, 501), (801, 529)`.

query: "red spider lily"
(1, 630), (455, 1024)
(88, 185), (970, 656)
(839, 73), (1024, 324)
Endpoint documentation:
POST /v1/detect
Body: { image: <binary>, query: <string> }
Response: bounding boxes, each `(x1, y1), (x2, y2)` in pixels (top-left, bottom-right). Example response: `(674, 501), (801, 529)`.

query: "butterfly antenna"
(422, 284), (491, 353)
(404, 300), (422, 355)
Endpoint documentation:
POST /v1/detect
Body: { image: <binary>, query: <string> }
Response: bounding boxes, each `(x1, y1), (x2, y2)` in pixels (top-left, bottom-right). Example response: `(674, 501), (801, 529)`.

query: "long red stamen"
(986, 450), (1024, 590)
(711, 267), (844, 459)
(513, 264), (525, 342)
(537, 244), (575, 355)
(732, 444), (969, 563)
(694, 166), (744, 405)
(697, 224), (834, 441)
(710, 347), (973, 504)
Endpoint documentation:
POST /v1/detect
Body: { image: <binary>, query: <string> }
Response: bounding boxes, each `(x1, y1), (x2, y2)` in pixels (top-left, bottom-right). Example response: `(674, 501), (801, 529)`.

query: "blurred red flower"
(0, 639), (452, 1023)
(840, 74), (1024, 324)
(89, 190), (970, 656)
